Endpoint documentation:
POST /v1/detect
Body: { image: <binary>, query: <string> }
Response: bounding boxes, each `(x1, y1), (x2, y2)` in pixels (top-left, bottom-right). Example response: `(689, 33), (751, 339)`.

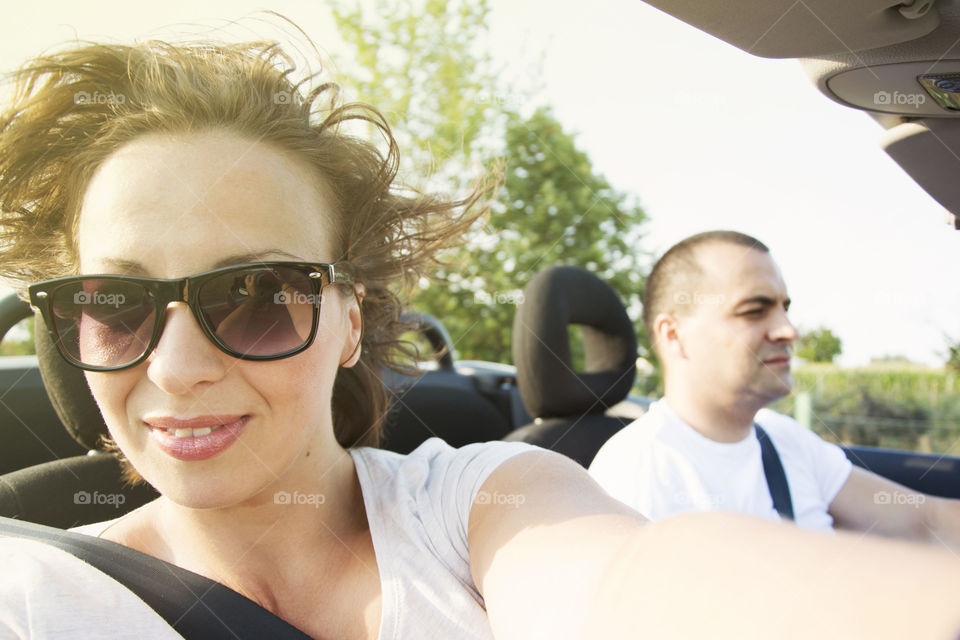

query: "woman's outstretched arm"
(469, 450), (960, 640)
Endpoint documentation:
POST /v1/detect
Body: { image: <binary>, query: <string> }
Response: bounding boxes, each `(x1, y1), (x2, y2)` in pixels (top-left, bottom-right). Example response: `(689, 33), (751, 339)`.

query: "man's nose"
(770, 310), (799, 344)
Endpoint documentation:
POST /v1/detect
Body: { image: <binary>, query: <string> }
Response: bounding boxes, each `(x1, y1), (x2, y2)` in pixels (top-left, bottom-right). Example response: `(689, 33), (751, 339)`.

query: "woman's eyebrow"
(94, 258), (148, 275)
(94, 250), (306, 275)
(210, 250), (305, 268)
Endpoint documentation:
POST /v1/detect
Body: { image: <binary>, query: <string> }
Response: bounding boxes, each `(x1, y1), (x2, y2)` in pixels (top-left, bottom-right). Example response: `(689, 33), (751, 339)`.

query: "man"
(590, 230), (960, 543)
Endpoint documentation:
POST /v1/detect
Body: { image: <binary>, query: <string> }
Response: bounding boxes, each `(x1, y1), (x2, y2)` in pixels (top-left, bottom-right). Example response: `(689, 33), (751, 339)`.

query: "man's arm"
(829, 465), (960, 547)
(470, 450), (960, 640)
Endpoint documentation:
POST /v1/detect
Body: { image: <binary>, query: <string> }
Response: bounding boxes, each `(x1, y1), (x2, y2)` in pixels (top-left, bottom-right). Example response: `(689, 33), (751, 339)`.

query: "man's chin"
(757, 374), (793, 401)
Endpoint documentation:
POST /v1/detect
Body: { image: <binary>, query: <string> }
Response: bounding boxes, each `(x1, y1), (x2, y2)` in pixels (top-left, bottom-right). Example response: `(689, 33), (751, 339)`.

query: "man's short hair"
(643, 230), (769, 353)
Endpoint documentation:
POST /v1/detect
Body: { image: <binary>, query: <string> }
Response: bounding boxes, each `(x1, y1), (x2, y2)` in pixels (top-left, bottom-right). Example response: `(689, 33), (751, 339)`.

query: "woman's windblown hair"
(0, 37), (489, 471)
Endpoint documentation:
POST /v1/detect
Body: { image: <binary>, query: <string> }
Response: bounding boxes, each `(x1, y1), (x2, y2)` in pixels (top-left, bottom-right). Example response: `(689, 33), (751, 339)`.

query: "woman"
(0, 35), (959, 640)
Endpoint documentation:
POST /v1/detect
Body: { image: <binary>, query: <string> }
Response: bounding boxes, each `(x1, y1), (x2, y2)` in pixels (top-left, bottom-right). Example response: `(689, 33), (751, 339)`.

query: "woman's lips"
(144, 415), (249, 461)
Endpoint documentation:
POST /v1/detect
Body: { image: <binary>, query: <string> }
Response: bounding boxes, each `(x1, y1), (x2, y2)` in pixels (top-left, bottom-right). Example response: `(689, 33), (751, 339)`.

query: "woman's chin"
(136, 467), (264, 512)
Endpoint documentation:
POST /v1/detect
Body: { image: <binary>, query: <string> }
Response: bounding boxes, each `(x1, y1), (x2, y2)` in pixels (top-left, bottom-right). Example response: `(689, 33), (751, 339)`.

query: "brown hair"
(642, 230), (769, 354)
(0, 38), (487, 466)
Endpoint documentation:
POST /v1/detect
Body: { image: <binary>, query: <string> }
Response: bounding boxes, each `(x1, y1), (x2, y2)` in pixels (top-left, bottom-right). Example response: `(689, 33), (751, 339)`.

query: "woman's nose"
(146, 303), (228, 394)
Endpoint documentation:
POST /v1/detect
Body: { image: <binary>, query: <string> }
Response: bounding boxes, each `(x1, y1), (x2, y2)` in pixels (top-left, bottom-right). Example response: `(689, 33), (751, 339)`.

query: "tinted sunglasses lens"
(197, 265), (317, 357)
(49, 279), (157, 368)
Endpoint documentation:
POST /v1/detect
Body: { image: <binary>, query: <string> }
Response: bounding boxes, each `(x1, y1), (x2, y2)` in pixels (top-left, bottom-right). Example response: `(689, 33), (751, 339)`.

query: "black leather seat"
(503, 265), (640, 467)
(378, 312), (512, 453)
(380, 369), (512, 453)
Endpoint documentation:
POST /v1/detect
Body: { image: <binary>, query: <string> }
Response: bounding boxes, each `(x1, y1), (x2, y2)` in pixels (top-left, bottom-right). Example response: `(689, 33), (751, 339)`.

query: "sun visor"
(643, 0), (940, 59)
(881, 118), (960, 221)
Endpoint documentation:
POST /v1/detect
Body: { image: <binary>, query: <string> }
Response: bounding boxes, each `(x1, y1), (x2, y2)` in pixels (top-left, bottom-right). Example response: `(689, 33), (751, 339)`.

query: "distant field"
(771, 363), (960, 454)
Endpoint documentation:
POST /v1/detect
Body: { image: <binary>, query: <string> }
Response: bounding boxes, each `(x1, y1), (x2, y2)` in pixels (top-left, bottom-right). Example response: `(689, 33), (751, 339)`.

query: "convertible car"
(2, 1), (960, 637)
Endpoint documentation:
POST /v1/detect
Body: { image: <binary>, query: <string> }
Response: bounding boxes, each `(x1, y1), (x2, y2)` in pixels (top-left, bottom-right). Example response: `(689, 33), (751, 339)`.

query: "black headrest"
(512, 265), (637, 419)
(34, 318), (109, 450)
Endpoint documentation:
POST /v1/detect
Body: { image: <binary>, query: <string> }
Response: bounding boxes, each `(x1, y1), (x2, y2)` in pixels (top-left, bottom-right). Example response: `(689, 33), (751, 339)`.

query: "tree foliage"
(416, 108), (648, 363)
(773, 364), (960, 454)
(0, 316), (35, 356)
(946, 335), (960, 374)
(330, 0), (499, 184)
(331, 1), (649, 365)
(796, 326), (842, 363)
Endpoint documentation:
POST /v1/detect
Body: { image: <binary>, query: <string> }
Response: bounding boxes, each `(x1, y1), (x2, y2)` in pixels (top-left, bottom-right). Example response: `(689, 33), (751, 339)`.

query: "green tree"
(331, 1), (650, 366)
(331, 0), (500, 185)
(946, 335), (960, 374)
(415, 108), (648, 364)
(796, 326), (842, 363)
(0, 316), (35, 356)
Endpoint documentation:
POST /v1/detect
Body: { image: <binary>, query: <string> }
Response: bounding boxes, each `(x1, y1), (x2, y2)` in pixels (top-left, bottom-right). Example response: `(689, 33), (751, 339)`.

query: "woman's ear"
(339, 282), (366, 367)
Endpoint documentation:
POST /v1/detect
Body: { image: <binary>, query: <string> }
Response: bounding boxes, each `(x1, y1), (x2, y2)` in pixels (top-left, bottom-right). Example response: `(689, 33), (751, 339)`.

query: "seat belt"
(0, 516), (312, 640)
(754, 424), (794, 521)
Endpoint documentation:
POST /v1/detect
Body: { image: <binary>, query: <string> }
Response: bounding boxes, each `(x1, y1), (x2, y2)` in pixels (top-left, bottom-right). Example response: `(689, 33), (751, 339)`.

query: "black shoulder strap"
(0, 517), (312, 640)
(754, 424), (795, 521)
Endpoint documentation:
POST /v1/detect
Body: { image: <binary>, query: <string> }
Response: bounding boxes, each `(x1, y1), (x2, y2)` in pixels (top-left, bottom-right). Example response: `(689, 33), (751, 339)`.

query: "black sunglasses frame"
(28, 261), (349, 372)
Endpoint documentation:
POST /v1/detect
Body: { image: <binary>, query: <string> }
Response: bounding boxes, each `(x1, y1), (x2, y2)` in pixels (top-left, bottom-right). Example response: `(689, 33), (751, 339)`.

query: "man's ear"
(340, 282), (366, 368)
(653, 311), (686, 360)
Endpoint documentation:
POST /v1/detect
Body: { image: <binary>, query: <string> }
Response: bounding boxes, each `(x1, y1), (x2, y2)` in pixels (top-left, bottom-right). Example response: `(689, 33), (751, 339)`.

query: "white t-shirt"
(589, 400), (853, 531)
(0, 438), (536, 639)
(0, 538), (185, 640)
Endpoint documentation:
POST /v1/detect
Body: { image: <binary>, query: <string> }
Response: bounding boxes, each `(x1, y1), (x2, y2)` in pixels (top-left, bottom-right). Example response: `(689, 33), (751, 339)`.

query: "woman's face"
(77, 130), (362, 509)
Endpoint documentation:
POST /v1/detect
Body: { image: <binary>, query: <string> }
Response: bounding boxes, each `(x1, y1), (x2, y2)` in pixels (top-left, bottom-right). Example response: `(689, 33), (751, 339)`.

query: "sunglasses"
(28, 262), (350, 372)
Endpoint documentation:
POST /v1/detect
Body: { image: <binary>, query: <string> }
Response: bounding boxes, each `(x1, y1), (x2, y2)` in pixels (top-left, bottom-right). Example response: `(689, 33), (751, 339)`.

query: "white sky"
(2, 0), (957, 366)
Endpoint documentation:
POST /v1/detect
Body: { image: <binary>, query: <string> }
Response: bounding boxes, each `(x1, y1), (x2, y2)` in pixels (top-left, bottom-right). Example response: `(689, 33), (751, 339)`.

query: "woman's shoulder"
(350, 437), (539, 494)
(350, 438), (539, 547)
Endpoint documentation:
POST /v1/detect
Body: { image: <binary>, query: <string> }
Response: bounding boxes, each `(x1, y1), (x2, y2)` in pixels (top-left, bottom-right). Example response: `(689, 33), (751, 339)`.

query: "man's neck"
(663, 389), (760, 444)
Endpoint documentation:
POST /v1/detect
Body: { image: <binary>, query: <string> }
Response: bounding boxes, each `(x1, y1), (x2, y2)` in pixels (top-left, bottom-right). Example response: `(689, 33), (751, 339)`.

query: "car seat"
(378, 314), (513, 453)
(503, 265), (639, 466)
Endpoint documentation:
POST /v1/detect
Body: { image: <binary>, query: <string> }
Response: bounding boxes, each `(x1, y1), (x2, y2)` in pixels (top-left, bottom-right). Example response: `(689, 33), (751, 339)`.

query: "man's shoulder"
(755, 408), (803, 432)
(755, 408), (836, 452)
(589, 402), (668, 471)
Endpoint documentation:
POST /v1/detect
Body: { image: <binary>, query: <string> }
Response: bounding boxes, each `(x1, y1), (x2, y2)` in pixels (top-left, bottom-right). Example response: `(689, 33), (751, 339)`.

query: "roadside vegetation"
(771, 362), (960, 454)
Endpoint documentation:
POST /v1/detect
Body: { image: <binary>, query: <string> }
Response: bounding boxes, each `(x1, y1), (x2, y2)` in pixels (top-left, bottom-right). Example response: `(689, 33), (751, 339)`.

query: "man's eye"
(742, 308), (765, 316)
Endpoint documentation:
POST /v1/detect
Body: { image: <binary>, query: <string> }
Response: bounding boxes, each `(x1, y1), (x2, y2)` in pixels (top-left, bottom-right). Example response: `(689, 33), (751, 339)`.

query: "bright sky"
(2, 0), (957, 366)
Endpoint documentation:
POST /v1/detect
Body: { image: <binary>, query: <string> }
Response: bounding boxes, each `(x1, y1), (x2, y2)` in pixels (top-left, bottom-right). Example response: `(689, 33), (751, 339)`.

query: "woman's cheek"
(84, 370), (143, 444)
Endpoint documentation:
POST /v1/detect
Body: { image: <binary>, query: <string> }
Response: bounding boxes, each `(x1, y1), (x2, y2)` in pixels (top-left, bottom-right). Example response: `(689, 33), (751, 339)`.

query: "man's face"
(669, 242), (799, 407)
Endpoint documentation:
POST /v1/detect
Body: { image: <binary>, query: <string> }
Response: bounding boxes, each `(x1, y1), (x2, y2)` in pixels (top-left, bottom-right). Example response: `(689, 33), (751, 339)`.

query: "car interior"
(3, 0), (960, 636)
